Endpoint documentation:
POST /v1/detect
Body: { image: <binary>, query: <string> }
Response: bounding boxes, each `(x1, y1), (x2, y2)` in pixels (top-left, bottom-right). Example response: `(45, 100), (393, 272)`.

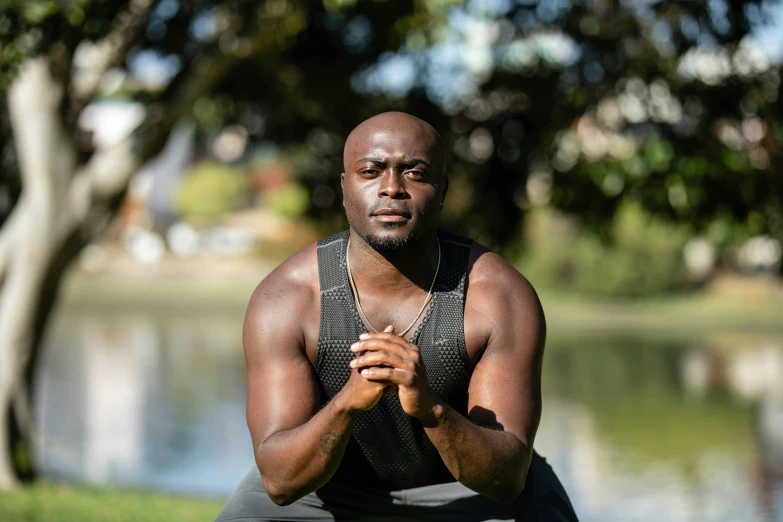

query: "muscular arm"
(352, 250), (544, 504)
(245, 250), (355, 506)
(425, 256), (544, 503)
(246, 247), (390, 506)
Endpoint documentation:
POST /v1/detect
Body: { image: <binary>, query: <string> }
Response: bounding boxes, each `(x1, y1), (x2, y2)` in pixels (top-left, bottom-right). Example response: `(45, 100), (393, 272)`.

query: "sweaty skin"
(244, 112), (545, 506)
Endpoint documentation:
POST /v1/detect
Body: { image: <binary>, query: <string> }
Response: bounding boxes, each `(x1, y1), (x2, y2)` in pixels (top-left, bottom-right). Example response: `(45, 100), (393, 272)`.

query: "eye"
(359, 168), (379, 176)
(405, 169), (425, 179)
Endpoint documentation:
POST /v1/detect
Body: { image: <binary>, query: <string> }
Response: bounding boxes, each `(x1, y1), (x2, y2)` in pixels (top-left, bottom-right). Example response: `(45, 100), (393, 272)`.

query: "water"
(35, 306), (783, 522)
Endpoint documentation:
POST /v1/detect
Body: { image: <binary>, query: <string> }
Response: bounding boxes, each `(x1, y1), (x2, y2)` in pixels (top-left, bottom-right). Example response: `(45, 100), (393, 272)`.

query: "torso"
(309, 230), (477, 489)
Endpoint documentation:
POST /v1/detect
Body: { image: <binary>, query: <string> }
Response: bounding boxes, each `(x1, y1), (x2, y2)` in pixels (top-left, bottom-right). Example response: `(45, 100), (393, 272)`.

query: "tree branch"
(78, 5), (306, 205)
(7, 58), (75, 196)
(70, 0), (155, 106)
(0, 204), (24, 284)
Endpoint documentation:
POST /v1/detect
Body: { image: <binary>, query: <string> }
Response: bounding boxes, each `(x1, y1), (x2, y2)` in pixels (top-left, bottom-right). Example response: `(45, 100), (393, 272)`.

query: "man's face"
(341, 115), (447, 251)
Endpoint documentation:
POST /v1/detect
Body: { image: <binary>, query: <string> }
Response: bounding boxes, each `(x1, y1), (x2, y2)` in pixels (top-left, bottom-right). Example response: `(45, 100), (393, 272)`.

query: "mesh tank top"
(315, 229), (474, 490)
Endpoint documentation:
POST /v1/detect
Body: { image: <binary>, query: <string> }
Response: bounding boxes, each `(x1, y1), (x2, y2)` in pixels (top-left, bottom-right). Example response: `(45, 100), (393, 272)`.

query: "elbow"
(485, 458), (529, 505)
(256, 447), (301, 506)
(490, 441), (532, 505)
(465, 473), (525, 505)
(268, 492), (298, 507)
(261, 475), (300, 506)
(488, 482), (525, 505)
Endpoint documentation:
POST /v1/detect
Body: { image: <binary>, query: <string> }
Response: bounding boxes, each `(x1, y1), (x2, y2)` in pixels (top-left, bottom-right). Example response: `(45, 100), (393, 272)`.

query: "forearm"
(255, 393), (357, 505)
(423, 401), (532, 504)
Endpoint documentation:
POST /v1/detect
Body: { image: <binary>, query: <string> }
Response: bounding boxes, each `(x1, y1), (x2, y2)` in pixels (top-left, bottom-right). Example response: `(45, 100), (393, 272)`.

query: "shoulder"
(243, 241), (320, 348)
(464, 241), (545, 354)
(467, 242), (539, 306)
(247, 242), (319, 313)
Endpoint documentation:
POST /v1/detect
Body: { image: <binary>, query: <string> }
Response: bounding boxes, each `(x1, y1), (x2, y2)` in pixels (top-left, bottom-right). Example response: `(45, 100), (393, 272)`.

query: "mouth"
(371, 208), (411, 223)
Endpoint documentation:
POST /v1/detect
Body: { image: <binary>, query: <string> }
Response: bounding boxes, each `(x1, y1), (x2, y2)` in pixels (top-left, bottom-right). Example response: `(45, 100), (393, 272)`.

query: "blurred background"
(1, 0), (783, 521)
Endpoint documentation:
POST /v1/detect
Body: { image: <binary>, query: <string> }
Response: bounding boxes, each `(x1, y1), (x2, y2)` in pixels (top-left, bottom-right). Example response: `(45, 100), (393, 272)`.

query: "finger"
(359, 331), (409, 343)
(350, 338), (410, 357)
(352, 332), (412, 350)
(383, 324), (394, 333)
(350, 349), (413, 370)
(357, 332), (416, 352)
(360, 367), (415, 387)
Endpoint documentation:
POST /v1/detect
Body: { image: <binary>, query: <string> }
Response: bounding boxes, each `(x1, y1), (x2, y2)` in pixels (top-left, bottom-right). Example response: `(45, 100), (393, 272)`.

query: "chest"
(307, 231), (488, 368)
(314, 300), (473, 410)
(302, 289), (488, 369)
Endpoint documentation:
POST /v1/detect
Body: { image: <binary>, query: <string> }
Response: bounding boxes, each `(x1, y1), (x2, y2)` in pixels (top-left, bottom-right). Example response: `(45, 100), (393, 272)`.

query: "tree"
(0, 0), (366, 490)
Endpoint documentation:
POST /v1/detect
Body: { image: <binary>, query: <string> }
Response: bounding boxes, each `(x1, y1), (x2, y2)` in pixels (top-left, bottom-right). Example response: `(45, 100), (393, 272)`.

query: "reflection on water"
(537, 336), (781, 522)
(36, 309), (251, 497)
(36, 307), (783, 521)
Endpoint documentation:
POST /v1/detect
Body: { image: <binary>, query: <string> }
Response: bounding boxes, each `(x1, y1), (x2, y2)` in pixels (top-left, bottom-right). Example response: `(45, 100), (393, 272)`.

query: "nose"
(377, 169), (408, 199)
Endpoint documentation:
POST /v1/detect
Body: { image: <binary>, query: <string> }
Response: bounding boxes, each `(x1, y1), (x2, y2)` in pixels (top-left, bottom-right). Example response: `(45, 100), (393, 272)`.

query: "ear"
(440, 176), (449, 211)
(340, 172), (345, 207)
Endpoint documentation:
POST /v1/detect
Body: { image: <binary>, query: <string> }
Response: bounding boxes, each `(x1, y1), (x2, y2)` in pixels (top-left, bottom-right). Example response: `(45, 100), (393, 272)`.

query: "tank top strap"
(433, 230), (473, 296)
(412, 230), (473, 385)
(315, 231), (364, 372)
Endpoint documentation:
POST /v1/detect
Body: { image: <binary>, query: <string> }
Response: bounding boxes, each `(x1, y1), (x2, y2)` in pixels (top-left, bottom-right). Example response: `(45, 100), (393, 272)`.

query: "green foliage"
(521, 205), (690, 298)
(307, 0), (781, 257)
(0, 0), (115, 86)
(262, 182), (310, 218)
(175, 163), (249, 224)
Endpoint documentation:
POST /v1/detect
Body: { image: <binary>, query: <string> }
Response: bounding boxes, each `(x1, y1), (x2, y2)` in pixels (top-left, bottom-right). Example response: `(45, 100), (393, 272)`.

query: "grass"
(0, 481), (225, 522)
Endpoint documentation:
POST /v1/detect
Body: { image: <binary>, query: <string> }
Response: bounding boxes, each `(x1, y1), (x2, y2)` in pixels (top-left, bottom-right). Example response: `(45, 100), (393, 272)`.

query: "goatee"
(365, 222), (416, 252)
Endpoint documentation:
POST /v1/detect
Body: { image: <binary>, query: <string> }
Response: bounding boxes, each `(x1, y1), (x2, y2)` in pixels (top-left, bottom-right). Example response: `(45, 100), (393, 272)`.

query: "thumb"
(384, 324), (394, 333)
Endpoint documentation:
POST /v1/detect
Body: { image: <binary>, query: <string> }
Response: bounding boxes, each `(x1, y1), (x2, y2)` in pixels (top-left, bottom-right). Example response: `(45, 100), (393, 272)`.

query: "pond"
(35, 305), (783, 522)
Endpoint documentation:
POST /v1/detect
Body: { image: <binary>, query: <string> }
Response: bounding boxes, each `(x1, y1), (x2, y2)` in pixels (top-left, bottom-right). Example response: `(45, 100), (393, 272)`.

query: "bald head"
(340, 112), (449, 251)
(343, 112), (447, 175)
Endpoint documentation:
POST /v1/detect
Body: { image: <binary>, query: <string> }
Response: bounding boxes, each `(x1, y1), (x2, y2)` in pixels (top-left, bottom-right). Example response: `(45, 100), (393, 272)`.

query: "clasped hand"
(348, 325), (439, 421)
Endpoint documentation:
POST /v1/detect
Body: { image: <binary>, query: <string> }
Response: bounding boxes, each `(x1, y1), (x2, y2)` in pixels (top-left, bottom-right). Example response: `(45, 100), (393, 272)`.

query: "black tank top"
(315, 229), (474, 490)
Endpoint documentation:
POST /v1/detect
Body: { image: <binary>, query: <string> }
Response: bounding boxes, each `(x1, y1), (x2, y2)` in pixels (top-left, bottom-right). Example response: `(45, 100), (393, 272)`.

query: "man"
(217, 112), (577, 521)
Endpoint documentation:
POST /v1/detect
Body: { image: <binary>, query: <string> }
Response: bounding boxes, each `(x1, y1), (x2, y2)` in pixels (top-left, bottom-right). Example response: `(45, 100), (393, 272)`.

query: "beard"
(364, 220), (418, 252)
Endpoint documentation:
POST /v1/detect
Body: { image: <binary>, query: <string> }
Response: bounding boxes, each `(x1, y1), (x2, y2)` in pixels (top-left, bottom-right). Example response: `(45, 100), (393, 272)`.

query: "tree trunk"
(0, 53), (175, 490)
(0, 221), (87, 487)
(0, 13), (263, 486)
(0, 58), (86, 490)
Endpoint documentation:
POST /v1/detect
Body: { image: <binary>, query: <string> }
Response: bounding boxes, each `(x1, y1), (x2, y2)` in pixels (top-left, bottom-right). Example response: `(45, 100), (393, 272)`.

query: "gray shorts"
(215, 452), (577, 522)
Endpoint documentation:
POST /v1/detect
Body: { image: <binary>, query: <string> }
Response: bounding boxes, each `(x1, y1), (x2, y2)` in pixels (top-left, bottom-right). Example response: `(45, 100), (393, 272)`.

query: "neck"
(347, 228), (439, 292)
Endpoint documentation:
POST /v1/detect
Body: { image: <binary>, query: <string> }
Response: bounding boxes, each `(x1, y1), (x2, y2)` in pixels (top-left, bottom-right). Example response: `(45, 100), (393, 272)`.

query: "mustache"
(370, 204), (412, 216)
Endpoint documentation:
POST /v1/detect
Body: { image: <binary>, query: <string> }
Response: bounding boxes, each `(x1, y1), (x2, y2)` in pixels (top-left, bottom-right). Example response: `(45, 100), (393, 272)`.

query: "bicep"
(244, 283), (320, 454)
(466, 276), (545, 448)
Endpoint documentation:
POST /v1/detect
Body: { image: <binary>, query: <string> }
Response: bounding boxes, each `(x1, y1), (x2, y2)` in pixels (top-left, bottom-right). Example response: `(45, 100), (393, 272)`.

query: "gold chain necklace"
(346, 237), (441, 337)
